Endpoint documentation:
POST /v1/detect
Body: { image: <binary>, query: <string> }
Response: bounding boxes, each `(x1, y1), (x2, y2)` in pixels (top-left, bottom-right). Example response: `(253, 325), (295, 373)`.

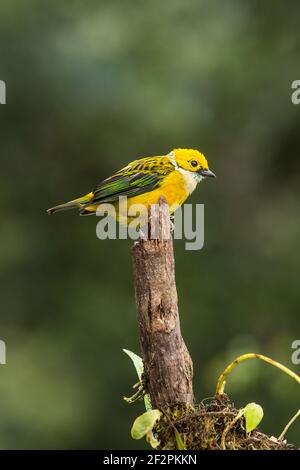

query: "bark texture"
(131, 197), (194, 410)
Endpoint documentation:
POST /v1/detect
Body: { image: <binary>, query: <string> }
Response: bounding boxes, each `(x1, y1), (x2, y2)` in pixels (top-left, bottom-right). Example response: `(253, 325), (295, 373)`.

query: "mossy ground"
(156, 395), (295, 450)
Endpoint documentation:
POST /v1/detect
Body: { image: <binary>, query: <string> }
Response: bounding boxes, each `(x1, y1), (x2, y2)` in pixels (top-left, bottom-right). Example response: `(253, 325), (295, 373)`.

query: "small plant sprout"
(220, 402), (263, 449)
(131, 409), (162, 448)
(243, 403), (264, 433)
(123, 349), (151, 410)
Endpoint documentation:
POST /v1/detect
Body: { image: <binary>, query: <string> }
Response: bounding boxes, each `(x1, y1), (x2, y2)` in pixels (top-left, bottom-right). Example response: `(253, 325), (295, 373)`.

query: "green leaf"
(243, 402), (264, 433)
(146, 430), (160, 448)
(123, 349), (144, 380)
(123, 348), (152, 410)
(174, 428), (186, 450)
(131, 410), (162, 440)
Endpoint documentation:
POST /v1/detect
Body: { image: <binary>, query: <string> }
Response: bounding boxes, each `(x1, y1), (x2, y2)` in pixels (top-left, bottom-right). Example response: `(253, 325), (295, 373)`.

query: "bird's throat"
(177, 168), (202, 195)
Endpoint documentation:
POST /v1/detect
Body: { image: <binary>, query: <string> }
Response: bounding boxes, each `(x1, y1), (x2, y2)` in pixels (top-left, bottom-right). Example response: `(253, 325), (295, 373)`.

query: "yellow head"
(170, 148), (216, 178)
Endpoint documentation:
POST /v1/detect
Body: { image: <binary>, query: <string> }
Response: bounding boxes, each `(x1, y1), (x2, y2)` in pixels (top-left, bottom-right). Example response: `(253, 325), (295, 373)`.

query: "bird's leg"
(170, 214), (175, 233)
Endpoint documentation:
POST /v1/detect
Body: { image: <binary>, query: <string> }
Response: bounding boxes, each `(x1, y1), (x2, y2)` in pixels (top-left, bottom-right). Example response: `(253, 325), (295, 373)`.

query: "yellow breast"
(89, 169), (199, 224)
(127, 168), (197, 214)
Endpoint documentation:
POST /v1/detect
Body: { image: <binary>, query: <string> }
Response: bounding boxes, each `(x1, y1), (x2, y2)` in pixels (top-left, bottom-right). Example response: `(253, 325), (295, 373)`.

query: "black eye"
(191, 160), (198, 167)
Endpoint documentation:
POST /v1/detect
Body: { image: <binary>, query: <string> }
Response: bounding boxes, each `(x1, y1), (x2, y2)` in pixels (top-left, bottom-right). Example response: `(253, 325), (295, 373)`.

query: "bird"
(47, 148), (215, 223)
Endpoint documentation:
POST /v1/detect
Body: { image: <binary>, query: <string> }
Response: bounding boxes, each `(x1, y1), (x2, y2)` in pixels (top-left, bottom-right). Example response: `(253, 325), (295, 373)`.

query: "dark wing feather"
(81, 156), (174, 210)
(91, 173), (162, 203)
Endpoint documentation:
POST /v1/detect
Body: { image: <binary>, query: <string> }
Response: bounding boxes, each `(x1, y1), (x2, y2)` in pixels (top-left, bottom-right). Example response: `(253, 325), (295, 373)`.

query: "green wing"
(81, 157), (173, 209)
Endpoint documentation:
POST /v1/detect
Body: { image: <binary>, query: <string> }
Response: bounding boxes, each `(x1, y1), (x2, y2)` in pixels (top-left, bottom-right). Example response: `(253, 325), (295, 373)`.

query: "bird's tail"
(46, 192), (93, 215)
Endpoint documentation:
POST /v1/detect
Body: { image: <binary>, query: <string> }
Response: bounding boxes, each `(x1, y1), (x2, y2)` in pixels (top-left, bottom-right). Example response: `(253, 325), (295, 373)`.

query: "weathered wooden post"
(131, 197), (194, 410)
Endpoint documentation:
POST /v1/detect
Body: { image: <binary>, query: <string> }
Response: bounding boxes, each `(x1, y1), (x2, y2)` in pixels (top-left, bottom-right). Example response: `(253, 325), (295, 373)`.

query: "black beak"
(198, 168), (216, 178)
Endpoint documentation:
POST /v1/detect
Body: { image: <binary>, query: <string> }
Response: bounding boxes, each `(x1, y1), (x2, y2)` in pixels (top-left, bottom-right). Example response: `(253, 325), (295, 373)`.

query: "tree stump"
(131, 197), (194, 410)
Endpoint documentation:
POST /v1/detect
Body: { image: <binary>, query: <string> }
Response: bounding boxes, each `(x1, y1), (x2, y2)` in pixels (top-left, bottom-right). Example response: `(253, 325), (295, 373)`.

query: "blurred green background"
(0, 0), (299, 449)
